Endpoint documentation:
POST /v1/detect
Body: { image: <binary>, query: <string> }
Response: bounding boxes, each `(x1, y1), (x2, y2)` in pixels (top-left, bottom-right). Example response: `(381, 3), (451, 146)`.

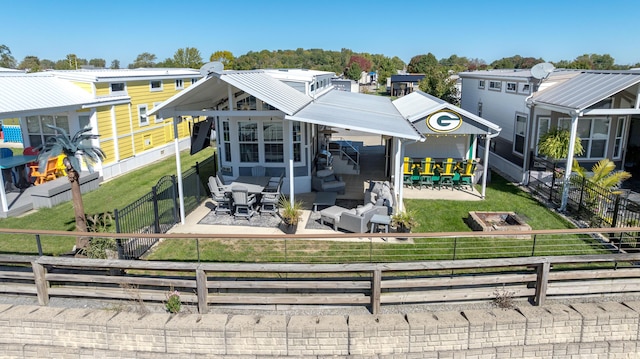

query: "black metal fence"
(113, 154), (216, 259)
(527, 158), (640, 231)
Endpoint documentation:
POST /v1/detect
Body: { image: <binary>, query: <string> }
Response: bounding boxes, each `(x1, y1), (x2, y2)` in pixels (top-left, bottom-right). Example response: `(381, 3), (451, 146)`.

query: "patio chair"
(30, 157), (58, 185)
(251, 165), (266, 177)
(458, 160), (477, 190)
(231, 185), (256, 220)
(208, 176), (231, 215)
(436, 158), (457, 190)
(260, 180), (281, 216)
(419, 157), (436, 189)
(23, 146), (39, 181)
(403, 157), (413, 188)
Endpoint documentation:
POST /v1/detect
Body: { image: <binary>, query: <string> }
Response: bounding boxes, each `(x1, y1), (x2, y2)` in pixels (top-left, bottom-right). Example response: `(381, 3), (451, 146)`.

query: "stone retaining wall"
(1, 301), (640, 358)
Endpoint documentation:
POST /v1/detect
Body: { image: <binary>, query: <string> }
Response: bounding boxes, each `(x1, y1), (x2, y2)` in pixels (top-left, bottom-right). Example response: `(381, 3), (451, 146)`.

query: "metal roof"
(150, 70), (312, 117)
(390, 74), (426, 82)
(288, 90), (423, 141)
(393, 91), (501, 135)
(221, 71), (311, 115)
(0, 74), (127, 119)
(47, 68), (202, 82)
(530, 71), (640, 112)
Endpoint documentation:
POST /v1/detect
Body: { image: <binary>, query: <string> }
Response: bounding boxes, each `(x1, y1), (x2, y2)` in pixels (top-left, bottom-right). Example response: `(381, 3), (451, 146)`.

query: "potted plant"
(278, 197), (303, 234)
(391, 210), (418, 234)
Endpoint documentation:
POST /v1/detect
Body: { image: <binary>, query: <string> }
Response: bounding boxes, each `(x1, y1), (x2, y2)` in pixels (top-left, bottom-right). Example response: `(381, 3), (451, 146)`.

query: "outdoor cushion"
(356, 203), (373, 216)
(316, 169), (333, 178)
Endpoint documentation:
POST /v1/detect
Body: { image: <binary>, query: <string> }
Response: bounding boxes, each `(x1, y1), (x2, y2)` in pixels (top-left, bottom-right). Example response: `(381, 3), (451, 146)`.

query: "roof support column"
(394, 137), (404, 212)
(173, 117), (186, 225)
(287, 119), (295, 206)
(560, 113), (580, 212)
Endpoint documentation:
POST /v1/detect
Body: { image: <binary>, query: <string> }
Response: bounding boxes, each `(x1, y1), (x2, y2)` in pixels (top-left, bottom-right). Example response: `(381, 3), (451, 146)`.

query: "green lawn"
(145, 174), (606, 263)
(0, 147), (215, 255)
(1, 150), (605, 262)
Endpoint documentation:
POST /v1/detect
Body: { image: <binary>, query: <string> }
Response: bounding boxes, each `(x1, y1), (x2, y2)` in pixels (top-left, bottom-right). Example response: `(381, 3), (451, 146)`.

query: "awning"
(287, 90), (423, 141)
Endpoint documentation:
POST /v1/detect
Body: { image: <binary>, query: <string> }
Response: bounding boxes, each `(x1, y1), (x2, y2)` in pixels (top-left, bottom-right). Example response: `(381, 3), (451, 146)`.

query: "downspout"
(560, 111), (580, 212)
(482, 131), (500, 199)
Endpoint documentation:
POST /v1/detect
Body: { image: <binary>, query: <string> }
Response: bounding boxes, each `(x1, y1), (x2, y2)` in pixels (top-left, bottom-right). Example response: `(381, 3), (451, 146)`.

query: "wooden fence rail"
(1, 227), (640, 314)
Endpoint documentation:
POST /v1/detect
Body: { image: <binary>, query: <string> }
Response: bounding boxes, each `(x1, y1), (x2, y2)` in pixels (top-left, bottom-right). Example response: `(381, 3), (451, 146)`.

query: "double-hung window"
(559, 117), (610, 158)
(138, 104), (148, 126)
(26, 115), (70, 148)
(238, 122), (259, 162)
(263, 122), (284, 163)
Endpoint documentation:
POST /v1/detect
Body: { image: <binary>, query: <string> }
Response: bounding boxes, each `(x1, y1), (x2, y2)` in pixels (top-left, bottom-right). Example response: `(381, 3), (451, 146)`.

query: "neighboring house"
(0, 68), (203, 180)
(151, 67), (501, 209)
(459, 69), (640, 182)
(389, 74), (425, 97)
(331, 78), (358, 92)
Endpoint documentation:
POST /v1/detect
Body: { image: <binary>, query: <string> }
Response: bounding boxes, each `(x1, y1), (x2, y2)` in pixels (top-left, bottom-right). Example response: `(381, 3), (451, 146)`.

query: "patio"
(168, 145), (482, 237)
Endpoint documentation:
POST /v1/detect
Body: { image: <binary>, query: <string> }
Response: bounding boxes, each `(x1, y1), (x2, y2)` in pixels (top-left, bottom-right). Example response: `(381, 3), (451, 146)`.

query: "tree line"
(2, 44), (637, 80)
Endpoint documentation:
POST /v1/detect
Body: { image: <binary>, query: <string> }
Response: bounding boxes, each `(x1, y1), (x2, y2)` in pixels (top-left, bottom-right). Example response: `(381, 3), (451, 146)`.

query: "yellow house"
(46, 69), (203, 179)
(1, 69), (203, 180)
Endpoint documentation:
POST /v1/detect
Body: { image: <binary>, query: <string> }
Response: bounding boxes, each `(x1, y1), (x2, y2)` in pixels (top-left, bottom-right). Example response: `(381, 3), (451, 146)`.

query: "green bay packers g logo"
(426, 110), (463, 133)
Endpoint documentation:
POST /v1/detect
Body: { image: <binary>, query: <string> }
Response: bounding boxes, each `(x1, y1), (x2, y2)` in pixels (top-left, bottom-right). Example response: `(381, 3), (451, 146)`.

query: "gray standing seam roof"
(289, 90), (423, 141)
(531, 71), (640, 112)
(221, 71), (311, 115)
(0, 74), (101, 118)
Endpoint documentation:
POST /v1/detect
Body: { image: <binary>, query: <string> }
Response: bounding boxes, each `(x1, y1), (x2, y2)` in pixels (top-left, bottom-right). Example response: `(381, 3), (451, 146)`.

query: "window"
(513, 114), (527, 155)
(175, 79), (184, 90)
(238, 122), (259, 162)
(506, 82), (517, 92)
(535, 117), (550, 156)
(222, 120), (231, 162)
(138, 104), (148, 126)
(614, 117), (626, 158)
(26, 115), (70, 148)
(292, 121), (302, 162)
(153, 102), (163, 123)
(519, 83), (531, 94)
(150, 80), (162, 92)
(263, 122), (283, 163)
(559, 117), (610, 159)
(478, 80), (485, 89)
(489, 81), (502, 91)
(110, 82), (125, 93)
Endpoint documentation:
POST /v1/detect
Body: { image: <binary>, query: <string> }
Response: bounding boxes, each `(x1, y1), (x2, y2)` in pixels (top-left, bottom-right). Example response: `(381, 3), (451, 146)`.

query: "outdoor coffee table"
(370, 214), (391, 241)
(313, 191), (337, 212)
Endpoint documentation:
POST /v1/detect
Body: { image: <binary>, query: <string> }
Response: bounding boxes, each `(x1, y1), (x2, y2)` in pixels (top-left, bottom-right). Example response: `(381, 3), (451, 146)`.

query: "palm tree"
(572, 158), (632, 217)
(36, 125), (105, 255)
(572, 158), (631, 192)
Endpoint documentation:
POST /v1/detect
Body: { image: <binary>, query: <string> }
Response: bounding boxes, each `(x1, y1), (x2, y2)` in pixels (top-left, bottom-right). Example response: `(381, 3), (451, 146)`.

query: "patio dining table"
(225, 176), (271, 194)
(0, 155), (37, 213)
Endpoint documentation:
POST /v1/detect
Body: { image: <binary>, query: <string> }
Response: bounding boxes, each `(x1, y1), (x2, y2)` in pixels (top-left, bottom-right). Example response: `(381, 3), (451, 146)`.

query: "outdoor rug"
(305, 199), (362, 230)
(198, 209), (282, 228)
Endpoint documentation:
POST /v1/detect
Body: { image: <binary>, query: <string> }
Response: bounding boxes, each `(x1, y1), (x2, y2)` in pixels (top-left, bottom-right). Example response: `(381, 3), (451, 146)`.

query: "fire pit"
(467, 211), (531, 239)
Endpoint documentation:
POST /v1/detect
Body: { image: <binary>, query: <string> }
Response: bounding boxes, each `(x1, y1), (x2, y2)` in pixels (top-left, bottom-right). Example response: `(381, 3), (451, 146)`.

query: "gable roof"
(150, 70), (312, 117)
(0, 73), (128, 119)
(530, 70), (640, 113)
(393, 91), (501, 135)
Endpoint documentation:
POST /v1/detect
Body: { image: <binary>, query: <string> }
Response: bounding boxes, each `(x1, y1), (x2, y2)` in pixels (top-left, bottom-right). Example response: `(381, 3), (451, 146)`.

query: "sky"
(3, 0), (640, 68)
